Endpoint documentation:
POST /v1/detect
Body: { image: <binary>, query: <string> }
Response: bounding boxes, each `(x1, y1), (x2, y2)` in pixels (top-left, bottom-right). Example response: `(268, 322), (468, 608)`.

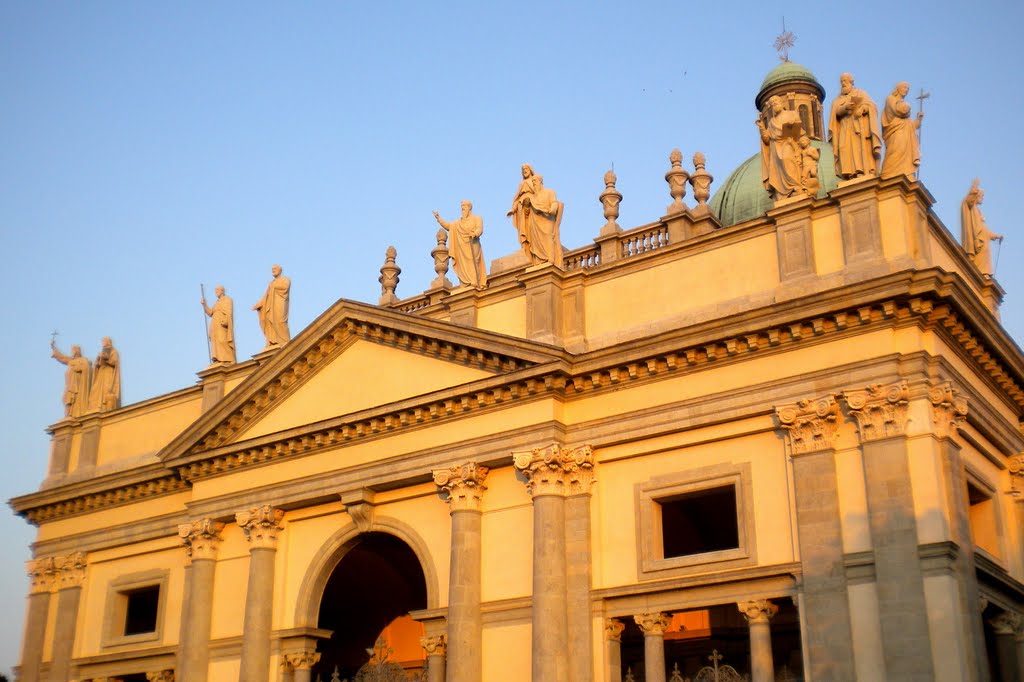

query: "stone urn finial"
(378, 245), (401, 306)
(430, 228), (453, 290)
(689, 151), (714, 216)
(599, 168), (623, 236)
(665, 148), (689, 214)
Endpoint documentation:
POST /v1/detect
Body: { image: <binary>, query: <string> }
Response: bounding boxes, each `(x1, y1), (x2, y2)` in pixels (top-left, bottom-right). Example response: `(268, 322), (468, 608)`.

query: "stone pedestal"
(178, 519), (225, 682)
(236, 505), (285, 682)
(634, 612), (669, 682)
(738, 600), (777, 682)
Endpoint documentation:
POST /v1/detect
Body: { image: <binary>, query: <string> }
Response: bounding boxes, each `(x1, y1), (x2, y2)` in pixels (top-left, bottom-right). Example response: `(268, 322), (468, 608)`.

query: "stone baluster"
(284, 651), (321, 682)
(599, 169), (623, 236)
(378, 246), (401, 305)
(178, 519), (225, 682)
(634, 612), (670, 682)
(20, 557), (56, 682)
(689, 152), (714, 217)
(433, 463), (488, 682)
(420, 635), (448, 682)
(665, 149), (689, 214)
(514, 444), (594, 682)
(236, 505), (285, 682)
(989, 612), (1023, 682)
(430, 229), (453, 290)
(605, 619), (625, 682)
(738, 600), (778, 682)
(50, 552), (88, 681)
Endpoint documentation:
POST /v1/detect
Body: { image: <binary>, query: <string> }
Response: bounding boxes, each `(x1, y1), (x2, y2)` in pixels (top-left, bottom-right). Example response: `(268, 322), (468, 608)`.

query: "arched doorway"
(313, 532), (428, 680)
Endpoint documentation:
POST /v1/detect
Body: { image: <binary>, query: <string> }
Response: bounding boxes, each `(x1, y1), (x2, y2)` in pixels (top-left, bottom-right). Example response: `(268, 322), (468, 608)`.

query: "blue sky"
(2, 1), (1022, 675)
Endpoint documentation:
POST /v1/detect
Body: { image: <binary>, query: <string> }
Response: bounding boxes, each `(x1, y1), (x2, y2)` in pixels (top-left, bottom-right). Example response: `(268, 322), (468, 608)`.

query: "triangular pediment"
(159, 299), (565, 464)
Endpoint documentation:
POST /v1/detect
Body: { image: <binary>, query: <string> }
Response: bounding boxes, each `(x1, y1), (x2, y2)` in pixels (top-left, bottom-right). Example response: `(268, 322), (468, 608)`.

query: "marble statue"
(433, 201), (487, 289)
(88, 337), (121, 412)
(961, 179), (1003, 277)
(201, 285), (236, 364)
(757, 95), (803, 199)
(253, 264), (291, 350)
(51, 341), (91, 418)
(508, 163), (536, 260)
(880, 81), (923, 179)
(520, 174), (563, 266)
(799, 135), (820, 196)
(828, 73), (882, 180)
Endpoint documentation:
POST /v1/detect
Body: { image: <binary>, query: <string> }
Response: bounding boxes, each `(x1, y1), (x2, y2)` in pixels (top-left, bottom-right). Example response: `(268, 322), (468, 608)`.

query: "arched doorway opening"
(314, 532), (428, 680)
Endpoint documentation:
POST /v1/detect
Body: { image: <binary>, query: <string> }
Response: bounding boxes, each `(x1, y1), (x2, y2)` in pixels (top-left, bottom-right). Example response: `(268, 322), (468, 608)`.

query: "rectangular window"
(123, 585), (161, 635)
(102, 569), (169, 648)
(660, 485), (740, 558)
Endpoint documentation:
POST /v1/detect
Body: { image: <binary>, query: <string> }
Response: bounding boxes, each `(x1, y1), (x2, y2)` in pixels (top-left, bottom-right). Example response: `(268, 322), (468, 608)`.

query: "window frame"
(102, 569), (169, 649)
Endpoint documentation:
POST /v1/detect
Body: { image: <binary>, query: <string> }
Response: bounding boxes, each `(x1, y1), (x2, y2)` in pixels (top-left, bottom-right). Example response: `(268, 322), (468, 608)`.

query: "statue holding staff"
(51, 339), (92, 418)
(433, 201), (487, 289)
(961, 179), (1003, 277)
(201, 285), (236, 364)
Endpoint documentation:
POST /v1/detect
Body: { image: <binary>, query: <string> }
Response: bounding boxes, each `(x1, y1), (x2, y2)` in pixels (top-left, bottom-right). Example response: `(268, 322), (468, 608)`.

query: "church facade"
(11, 63), (1024, 682)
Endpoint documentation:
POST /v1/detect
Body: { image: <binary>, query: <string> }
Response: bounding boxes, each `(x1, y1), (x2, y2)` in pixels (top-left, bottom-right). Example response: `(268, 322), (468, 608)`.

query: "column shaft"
(239, 548), (276, 682)
(448, 509), (482, 682)
(749, 619), (774, 682)
(533, 493), (569, 682)
(180, 558), (217, 681)
(19, 591), (51, 682)
(49, 586), (82, 681)
(642, 632), (666, 682)
(426, 652), (447, 682)
(994, 632), (1018, 682)
(565, 494), (593, 682)
(293, 668), (311, 682)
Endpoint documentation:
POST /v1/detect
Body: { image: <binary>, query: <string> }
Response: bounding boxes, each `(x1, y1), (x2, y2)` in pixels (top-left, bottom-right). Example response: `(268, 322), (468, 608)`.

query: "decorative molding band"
(929, 382), (969, 438)
(842, 381), (909, 442)
(432, 462), (489, 512)
(236, 505), (285, 549)
(513, 444), (595, 497)
(775, 395), (841, 454)
(20, 475), (188, 525)
(178, 518), (225, 561)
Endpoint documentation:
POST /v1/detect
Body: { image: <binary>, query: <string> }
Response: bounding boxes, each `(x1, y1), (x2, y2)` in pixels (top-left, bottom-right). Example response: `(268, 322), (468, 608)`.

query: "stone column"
(634, 612), (669, 682)
(420, 635), (447, 682)
(738, 600), (777, 682)
(514, 444), (594, 682)
(565, 453), (596, 682)
(989, 612), (1023, 682)
(605, 619), (625, 682)
(236, 505), (285, 682)
(178, 518), (225, 682)
(775, 396), (856, 681)
(284, 651), (321, 682)
(433, 464), (487, 682)
(20, 558), (56, 682)
(49, 552), (88, 681)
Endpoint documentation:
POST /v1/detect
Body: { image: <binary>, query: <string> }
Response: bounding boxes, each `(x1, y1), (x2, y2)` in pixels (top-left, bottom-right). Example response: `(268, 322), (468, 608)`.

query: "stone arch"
(293, 513), (441, 628)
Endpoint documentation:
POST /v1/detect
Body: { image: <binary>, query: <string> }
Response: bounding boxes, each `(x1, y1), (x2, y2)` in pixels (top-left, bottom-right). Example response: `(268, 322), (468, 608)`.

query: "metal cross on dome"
(774, 18), (796, 62)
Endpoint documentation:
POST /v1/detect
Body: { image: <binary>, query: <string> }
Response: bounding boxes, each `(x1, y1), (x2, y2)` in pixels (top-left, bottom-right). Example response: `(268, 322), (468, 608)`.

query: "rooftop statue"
(960, 179), (1003, 277)
(253, 264), (291, 351)
(880, 81), (923, 180)
(201, 285), (236, 364)
(799, 135), (820, 196)
(828, 73), (882, 180)
(508, 163), (536, 260)
(519, 174), (563, 266)
(433, 201), (487, 289)
(88, 337), (121, 412)
(50, 341), (91, 418)
(757, 95), (804, 200)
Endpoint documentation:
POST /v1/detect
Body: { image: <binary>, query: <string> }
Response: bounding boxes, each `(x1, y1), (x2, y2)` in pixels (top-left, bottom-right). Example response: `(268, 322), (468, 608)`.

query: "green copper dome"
(709, 140), (838, 227)
(756, 61), (825, 109)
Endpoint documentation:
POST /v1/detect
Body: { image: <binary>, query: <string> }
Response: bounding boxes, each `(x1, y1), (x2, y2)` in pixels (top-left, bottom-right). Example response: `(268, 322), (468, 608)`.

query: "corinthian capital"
(634, 612), (670, 636)
(146, 671), (175, 682)
(737, 599), (778, 624)
(433, 462), (489, 512)
(605, 618), (625, 642)
(54, 551), (87, 589)
(420, 634), (447, 656)
(929, 382), (968, 438)
(178, 518), (226, 561)
(235, 505), (285, 549)
(283, 651), (321, 670)
(27, 557), (56, 594)
(988, 611), (1024, 636)
(775, 395), (841, 454)
(513, 444), (595, 497)
(842, 381), (909, 441)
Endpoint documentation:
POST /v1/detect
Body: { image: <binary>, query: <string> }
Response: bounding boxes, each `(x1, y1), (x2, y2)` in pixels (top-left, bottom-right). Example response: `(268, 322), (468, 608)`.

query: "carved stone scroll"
(634, 611), (670, 635)
(235, 505), (285, 549)
(178, 518), (225, 561)
(54, 552), (87, 589)
(737, 599), (779, 624)
(605, 618), (626, 642)
(27, 557), (57, 594)
(433, 462), (489, 512)
(284, 651), (322, 670)
(775, 395), (841, 454)
(842, 381), (909, 441)
(146, 671), (175, 682)
(928, 382), (968, 438)
(420, 634), (447, 656)
(513, 444), (595, 497)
